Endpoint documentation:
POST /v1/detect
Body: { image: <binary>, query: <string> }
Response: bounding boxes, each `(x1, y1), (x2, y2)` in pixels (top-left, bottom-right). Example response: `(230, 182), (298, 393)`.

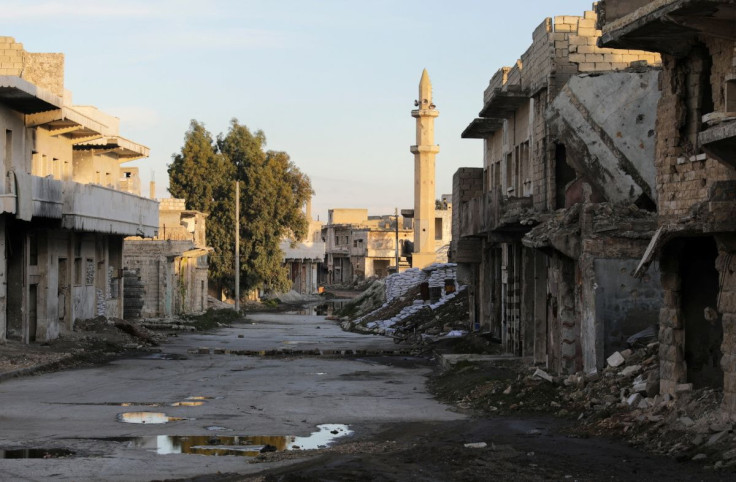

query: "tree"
(168, 119), (312, 296)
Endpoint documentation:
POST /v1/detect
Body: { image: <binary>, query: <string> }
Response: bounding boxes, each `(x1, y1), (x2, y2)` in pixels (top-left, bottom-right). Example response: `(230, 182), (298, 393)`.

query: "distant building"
(322, 208), (449, 284)
(280, 199), (326, 294)
(123, 198), (210, 319)
(0, 37), (159, 342)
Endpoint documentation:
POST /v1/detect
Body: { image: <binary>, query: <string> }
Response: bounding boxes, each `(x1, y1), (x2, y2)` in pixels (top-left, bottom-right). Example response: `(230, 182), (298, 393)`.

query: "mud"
(232, 418), (723, 482)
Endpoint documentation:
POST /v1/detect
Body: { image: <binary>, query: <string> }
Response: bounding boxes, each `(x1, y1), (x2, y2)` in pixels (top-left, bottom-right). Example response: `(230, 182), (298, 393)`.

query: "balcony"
(598, 0), (736, 55)
(61, 181), (158, 237)
(700, 118), (736, 170)
(458, 188), (535, 239)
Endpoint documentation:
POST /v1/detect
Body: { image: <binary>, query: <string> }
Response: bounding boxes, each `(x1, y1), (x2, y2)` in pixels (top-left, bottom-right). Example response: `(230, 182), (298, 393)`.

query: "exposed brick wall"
(0, 37), (64, 97)
(654, 49), (736, 222)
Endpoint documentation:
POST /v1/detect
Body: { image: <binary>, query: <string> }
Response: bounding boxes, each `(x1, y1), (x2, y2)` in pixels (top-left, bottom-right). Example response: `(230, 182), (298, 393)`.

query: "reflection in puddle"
(117, 412), (185, 424)
(109, 424), (352, 457)
(291, 301), (348, 316)
(1, 448), (74, 459)
(171, 401), (204, 407)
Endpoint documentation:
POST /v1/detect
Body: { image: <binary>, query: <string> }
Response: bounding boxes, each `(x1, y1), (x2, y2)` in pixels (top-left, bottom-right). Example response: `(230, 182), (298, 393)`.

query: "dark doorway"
(7, 228), (24, 341)
(28, 284), (37, 342)
(681, 237), (722, 389)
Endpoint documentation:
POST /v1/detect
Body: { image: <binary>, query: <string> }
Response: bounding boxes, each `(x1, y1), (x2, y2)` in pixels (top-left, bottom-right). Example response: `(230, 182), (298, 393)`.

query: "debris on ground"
(429, 339), (736, 472)
(0, 316), (163, 378)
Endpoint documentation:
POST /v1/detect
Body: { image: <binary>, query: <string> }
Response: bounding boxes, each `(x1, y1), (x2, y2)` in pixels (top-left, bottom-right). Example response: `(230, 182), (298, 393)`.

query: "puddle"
(105, 424), (352, 457)
(117, 412), (185, 424)
(205, 426), (231, 431)
(171, 401), (204, 407)
(291, 300), (348, 316)
(139, 353), (188, 360)
(1, 448), (74, 459)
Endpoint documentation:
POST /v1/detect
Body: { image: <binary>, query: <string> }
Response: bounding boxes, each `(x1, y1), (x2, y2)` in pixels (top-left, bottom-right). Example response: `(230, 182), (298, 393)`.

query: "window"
(74, 258), (82, 285)
(435, 218), (443, 240)
(505, 153), (513, 191)
(5, 129), (12, 165)
(85, 258), (94, 285)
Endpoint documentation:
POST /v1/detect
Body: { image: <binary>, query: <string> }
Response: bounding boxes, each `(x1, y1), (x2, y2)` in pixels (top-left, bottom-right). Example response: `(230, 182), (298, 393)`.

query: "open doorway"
(681, 237), (722, 389)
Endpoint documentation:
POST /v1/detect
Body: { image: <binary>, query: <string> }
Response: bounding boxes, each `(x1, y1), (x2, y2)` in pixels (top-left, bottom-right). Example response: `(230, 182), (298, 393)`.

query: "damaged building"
(280, 199), (326, 295)
(597, 0), (736, 418)
(0, 37), (159, 342)
(123, 197), (210, 319)
(452, 8), (665, 374)
(323, 209), (414, 284)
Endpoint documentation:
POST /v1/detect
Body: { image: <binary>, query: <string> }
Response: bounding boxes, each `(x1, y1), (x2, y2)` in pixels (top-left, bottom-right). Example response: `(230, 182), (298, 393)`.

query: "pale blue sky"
(2, 0), (595, 221)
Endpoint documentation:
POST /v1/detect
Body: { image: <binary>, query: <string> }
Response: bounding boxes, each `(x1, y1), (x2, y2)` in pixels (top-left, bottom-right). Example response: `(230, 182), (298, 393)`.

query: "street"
(0, 313), (723, 481)
(0, 313), (461, 481)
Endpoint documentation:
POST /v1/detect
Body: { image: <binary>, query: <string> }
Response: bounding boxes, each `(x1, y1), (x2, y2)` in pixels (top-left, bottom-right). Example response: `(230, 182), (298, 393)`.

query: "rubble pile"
(432, 339), (736, 471)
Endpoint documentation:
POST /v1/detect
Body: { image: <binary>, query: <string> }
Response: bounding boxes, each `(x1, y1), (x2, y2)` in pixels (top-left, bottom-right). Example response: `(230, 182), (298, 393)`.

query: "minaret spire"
(410, 69), (440, 269)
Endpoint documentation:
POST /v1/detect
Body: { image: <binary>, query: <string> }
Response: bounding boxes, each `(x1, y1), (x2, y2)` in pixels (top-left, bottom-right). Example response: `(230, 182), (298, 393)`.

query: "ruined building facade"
(123, 198), (210, 319)
(452, 9), (663, 374)
(0, 37), (158, 342)
(598, 0), (736, 419)
(280, 199), (326, 295)
(323, 209), (413, 284)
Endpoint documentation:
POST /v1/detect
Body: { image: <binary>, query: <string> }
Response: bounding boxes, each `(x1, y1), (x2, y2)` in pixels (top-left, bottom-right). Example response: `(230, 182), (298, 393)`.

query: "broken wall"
(547, 70), (661, 206)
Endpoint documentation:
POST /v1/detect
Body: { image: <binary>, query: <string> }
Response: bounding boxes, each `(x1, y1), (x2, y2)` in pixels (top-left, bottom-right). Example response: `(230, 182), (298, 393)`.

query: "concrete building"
(452, 9), (664, 374)
(0, 37), (158, 342)
(323, 209), (413, 284)
(410, 70), (441, 269)
(123, 198), (210, 319)
(597, 0), (736, 418)
(280, 200), (326, 294)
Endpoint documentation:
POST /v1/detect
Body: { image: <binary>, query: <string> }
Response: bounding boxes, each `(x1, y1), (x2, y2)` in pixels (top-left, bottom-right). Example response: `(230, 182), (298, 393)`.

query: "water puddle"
(171, 401), (205, 407)
(291, 300), (348, 316)
(1, 448), (74, 459)
(139, 353), (188, 361)
(105, 424), (352, 457)
(117, 412), (185, 424)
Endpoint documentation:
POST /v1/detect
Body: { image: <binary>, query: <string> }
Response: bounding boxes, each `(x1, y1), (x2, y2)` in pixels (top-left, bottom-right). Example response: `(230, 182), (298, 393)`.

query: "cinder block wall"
(0, 37), (64, 97)
(451, 168), (483, 241)
(654, 41), (736, 222)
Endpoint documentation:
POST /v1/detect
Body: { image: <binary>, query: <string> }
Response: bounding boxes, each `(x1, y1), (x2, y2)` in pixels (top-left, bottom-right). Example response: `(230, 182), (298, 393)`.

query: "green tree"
(168, 119), (312, 296)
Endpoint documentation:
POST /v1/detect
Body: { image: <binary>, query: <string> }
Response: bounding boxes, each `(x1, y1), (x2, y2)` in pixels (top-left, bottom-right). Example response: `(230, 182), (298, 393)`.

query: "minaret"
(410, 69), (439, 269)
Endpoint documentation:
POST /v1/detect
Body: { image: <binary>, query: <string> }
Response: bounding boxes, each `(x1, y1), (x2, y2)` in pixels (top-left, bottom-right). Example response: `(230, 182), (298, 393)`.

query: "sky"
(1, 0), (595, 222)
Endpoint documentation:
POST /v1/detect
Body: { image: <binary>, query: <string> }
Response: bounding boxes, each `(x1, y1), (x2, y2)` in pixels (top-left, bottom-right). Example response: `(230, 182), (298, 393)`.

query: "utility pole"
(395, 207), (399, 273)
(234, 180), (240, 313)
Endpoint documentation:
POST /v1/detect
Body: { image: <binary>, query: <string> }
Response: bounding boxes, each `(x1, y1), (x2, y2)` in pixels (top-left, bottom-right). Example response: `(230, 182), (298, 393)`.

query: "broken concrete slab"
(607, 351), (625, 368)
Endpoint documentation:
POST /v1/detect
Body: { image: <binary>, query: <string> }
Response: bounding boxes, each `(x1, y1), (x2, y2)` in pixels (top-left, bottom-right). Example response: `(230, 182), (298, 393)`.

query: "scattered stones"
(619, 365), (641, 377)
(706, 431), (729, 446)
(533, 368), (554, 383)
(692, 453), (708, 461)
(607, 351), (625, 368)
(463, 442), (487, 449)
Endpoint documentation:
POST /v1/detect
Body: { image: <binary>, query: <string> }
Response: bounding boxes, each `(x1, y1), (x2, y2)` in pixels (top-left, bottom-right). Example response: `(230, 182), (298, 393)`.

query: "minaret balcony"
(411, 109), (439, 118)
(410, 145), (440, 154)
